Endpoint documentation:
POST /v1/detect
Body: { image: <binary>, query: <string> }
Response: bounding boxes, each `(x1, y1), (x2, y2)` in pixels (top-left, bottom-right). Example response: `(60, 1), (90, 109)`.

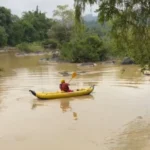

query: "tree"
(0, 26), (8, 47)
(0, 7), (13, 45)
(0, 7), (12, 32)
(21, 6), (53, 42)
(53, 5), (75, 26)
(61, 34), (107, 62)
(74, 0), (97, 23)
(49, 5), (75, 43)
(8, 15), (24, 46)
(48, 21), (73, 43)
(74, 0), (150, 67)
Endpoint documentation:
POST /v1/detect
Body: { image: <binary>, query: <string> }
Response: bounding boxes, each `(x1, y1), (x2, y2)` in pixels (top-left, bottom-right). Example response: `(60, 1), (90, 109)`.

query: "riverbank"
(0, 47), (17, 53)
(0, 48), (134, 66)
(0, 47), (53, 57)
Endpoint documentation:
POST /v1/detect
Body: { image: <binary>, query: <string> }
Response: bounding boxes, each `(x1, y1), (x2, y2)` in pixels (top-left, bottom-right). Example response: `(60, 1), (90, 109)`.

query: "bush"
(0, 26), (8, 47)
(16, 42), (30, 53)
(42, 39), (59, 49)
(16, 42), (44, 53)
(60, 35), (108, 62)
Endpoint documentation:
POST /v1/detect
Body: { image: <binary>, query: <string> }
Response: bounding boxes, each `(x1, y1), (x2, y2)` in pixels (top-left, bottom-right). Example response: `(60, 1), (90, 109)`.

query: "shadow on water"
(107, 116), (150, 150)
(31, 95), (94, 121)
(60, 95), (94, 112)
(59, 98), (79, 120)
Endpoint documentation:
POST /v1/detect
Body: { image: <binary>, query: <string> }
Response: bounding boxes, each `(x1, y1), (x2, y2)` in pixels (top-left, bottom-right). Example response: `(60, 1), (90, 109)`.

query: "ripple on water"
(0, 53), (150, 150)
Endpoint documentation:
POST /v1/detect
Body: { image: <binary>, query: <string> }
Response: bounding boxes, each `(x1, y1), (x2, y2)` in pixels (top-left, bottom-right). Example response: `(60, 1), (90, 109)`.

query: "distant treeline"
(1, 2), (150, 67)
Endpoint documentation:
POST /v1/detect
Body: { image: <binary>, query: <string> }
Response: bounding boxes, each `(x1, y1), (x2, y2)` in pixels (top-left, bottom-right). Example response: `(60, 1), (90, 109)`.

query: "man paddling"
(59, 79), (73, 92)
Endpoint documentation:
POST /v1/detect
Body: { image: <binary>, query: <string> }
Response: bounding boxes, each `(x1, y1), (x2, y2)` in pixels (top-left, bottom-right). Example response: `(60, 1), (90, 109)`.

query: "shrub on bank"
(16, 42), (44, 53)
(42, 39), (59, 49)
(60, 35), (108, 62)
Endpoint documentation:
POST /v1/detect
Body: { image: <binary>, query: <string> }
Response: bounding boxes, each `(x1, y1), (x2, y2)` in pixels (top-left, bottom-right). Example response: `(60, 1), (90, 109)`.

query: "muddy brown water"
(0, 52), (150, 150)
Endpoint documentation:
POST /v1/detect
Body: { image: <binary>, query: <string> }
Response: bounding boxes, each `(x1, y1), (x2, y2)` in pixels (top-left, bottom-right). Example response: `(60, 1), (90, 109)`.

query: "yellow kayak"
(29, 85), (94, 100)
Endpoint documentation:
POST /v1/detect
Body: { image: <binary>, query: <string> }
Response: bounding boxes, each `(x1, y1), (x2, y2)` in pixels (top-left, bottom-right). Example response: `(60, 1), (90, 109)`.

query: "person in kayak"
(60, 79), (73, 92)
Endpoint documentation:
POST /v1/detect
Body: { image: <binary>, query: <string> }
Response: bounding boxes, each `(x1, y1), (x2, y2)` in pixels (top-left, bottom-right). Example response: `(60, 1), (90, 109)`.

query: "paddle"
(68, 72), (77, 83)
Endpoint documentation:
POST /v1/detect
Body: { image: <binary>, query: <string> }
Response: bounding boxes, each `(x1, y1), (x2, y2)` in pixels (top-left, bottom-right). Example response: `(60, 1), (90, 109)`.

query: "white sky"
(0, 0), (98, 17)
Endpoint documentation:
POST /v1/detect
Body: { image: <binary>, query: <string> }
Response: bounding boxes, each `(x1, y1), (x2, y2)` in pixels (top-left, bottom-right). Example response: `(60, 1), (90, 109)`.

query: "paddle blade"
(72, 72), (77, 78)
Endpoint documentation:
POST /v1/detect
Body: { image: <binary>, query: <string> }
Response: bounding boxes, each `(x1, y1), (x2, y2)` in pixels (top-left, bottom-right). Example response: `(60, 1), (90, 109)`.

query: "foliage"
(74, 0), (150, 66)
(53, 5), (74, 23)
(20, 6), (53, 42)
(48, 5), (75, 43)
(0, 7), (12, 45)
(0, 5), (111, 63)
(84, 20), (112, 37)
(0, 26), (8, 47)
(16, 42), (44, 53)
(3, 3), (150, 64)
(0, 6), (53, 46)
(74, 0), (97, 23)
(0, 7), (12, 27)
(42, 39), (59, 49)
(48, 22), (73, 43)
(8, 15), (24, 46)
(60, 35), (108, 62)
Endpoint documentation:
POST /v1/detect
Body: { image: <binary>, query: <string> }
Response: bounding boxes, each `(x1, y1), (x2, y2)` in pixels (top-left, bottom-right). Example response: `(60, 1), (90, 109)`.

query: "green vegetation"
(0, 6), (53, 47)
(16, 42), (44, 53)
(74, 0), (150, 67)
(42, 39), (59, 49)
(0, 26), (7, 47)
(61, 35), (108, 62)
(0, 2), (150, 66)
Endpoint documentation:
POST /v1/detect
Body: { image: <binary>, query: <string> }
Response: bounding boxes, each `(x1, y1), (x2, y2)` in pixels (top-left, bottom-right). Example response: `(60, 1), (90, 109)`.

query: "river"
(0, 52), (150, 150)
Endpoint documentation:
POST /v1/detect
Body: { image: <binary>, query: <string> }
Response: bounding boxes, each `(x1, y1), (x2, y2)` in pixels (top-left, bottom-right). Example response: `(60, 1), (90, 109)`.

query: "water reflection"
(60, 99), (72, 112)
(31, 95), (94, 110)
(73, 112), (78, 120)
(31, 100), (46, 110)
(60, 99), (78, 120)
(31, 95), (94, 121)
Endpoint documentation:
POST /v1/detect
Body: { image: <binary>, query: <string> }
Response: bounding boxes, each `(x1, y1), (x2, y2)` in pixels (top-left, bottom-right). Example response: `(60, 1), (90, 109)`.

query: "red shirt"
(60, 83), (69, 92)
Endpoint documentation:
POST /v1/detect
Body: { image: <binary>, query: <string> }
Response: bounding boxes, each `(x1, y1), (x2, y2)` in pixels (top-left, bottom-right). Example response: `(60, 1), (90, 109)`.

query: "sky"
(0, 0), (98, 17)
